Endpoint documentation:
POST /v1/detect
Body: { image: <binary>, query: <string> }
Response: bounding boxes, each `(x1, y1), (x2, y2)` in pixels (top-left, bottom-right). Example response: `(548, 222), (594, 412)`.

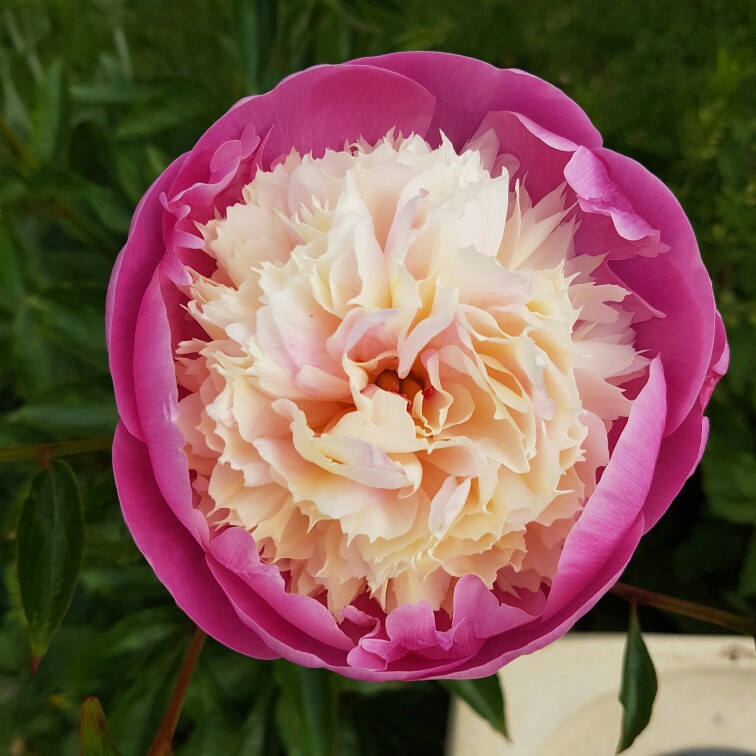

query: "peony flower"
(107, 52), (727, 680)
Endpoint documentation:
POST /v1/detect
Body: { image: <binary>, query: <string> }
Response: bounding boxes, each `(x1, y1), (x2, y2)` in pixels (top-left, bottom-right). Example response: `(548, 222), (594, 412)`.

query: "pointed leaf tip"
(81, 697), (121, 756)
(442, 674), (509, 739)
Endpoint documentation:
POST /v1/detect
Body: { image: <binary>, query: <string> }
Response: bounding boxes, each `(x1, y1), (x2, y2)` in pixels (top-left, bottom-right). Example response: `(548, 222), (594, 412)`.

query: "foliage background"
(0, 0), (753, 753)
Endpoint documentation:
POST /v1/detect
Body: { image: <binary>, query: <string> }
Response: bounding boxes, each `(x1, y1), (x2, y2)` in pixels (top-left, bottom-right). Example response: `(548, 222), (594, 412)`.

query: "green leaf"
(738, 532), (756, 597)
(704, 447), (756, 524)
(0, 49), (31, 139)
(0, 177), (26, 206)
(9, 382), (118, 439)
(11, 298), (75, 400)
(273, 661), (338, 756)
(314, 9), (351, 64)
(235, 679), (275, 756)
(617, 608), (658, 753)
(71, 80), (161, 107)
(114, 87), (206, 141)
(702, 406), (756, 525)
(80, 697), (121, 756)
(335, 677), (407, 697)
(0, 224), (26, 306)
(441, 674), (508, 738)
(17, 459), (84, 658)
(230, 0), (261, 93)
(10, 288), (108, 371)
(86, 607), (185, 660)
(31, 60), (69, 164)
(107, 641), (185, 756)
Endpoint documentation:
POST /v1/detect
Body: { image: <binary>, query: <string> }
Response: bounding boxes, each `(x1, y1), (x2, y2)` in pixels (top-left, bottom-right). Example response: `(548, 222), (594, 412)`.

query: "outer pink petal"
(207, 528), (354, 655)
(640, 409), (707, 533)
(205, 557), (350, 671)
(641, 310), (729, 532)
(112, 423), (277, 660)
(350, 52), (602, 150)
(166, 64), (437, 202)
(594, 148), (717, 435)
(161, 124), (263, 255)
(133, 268), (204, 541)
(106, 155), (186, 440)
(543, 357), (666, 618)
(698, 311), (729, 409)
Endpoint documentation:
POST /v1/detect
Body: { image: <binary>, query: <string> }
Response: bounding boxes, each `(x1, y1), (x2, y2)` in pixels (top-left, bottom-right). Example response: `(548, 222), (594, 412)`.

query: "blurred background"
(0, 1), (753, 753)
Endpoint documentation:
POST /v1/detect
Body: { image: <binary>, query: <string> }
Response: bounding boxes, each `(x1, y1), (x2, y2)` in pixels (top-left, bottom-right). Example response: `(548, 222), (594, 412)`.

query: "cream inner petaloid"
(175, 133), (646, 617)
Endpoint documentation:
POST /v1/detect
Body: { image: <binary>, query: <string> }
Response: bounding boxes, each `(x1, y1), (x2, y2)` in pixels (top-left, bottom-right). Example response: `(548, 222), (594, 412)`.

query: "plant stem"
(0, 115), (37, 173)
(610, 582), (756, 636)
(0, 437), (113, 464)
(147, 628), (206, 756)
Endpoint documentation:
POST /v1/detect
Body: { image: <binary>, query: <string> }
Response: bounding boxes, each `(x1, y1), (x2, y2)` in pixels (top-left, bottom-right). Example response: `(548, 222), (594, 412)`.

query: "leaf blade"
(80, 697), (121, 756)
(237, 677), (275, 756)
(31, 60), (69, 164)
(441, 674), (508, 738)
(617, 608), (658, 753)
(737, 532), (756, 597)
(273, 661), (338, 756)
(17, 458), (85, 658)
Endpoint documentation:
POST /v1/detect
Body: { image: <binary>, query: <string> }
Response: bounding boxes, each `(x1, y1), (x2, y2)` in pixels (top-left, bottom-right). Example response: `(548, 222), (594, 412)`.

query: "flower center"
(174, 134), (646, 617)
(373, 368), (434, 410)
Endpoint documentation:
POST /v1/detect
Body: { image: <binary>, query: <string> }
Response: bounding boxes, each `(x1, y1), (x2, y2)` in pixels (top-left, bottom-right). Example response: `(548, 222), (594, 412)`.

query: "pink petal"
(434, 517), (645, 679)
(640, 310), (729, 532)
(112, 423), (277, 660)
(594, 147), (717, 435)
(565, 147), (660, 243)
(351, 52), (602, 150)
(640, 407), (707, 533)
(467, 110), (576, 201)
(166, 64), (437, 204)
(133, 268), (204, 540)
(162, 124), (262, 247)
(698, 311), (729, 409)
(206, 528), (354, 666)
(106, 154), (186, 440)
(544, 357), (666, 618)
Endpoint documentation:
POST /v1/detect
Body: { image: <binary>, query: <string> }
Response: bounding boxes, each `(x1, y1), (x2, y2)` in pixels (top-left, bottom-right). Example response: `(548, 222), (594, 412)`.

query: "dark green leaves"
(274, 661), (339, 756)
(17, 459), (84, 660)
(31, 59), (69, 165)
(440, 674), (508, 738)
(80, 697), (121, 756)
(739, 534), (756, 597)
(234, 679), (275, 756)
(702, 395), (756, 528)
(617, 609), (657, 753)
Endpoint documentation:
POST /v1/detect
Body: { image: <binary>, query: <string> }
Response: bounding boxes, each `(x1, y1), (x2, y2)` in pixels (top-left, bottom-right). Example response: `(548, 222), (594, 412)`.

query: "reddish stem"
(147, 628), (207, 756)
(610, 582), (756, 636)
(0, 437), (113, 464)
